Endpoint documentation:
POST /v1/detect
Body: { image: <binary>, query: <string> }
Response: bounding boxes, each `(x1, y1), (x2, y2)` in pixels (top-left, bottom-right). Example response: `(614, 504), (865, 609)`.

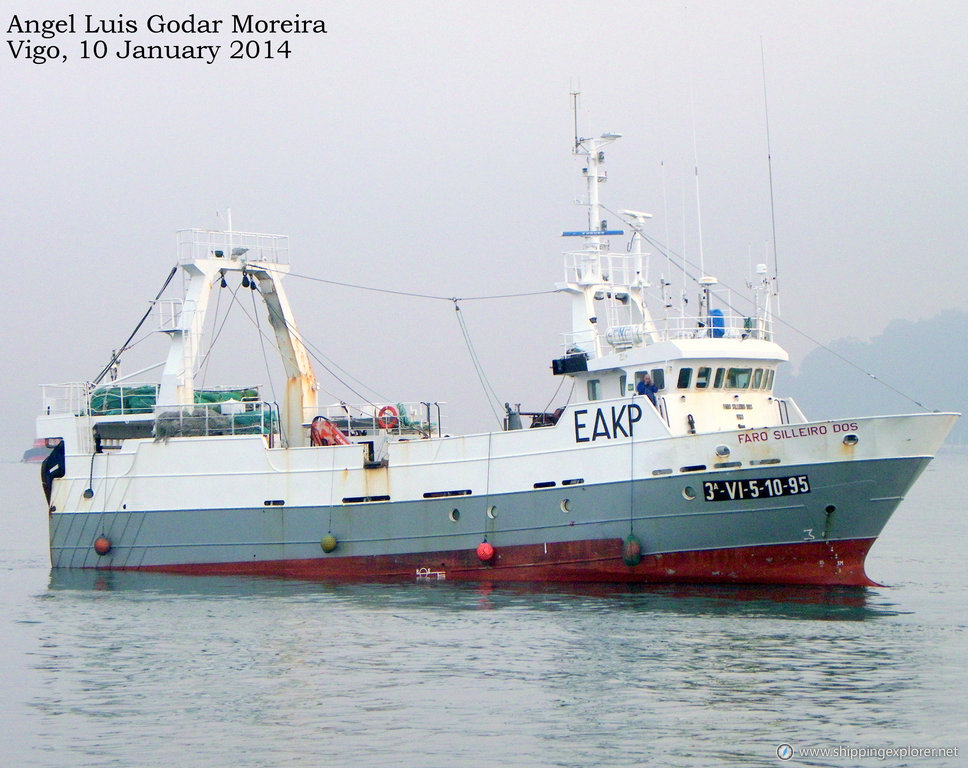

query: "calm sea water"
(2, 454), (965, 768)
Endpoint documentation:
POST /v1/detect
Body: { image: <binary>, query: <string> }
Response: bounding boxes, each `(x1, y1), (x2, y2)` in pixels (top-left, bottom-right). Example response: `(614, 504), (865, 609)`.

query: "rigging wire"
(605, 204), (930, 411)
(239, 275), (544, 430)
(92, 327), (158, 373)
(92, 266), (178, 385)
(195, 280), (270, 391)
(453, 300), (505, 427)
(231, 283), (379, 407)
(252, 264), (570, 418)
(538, 373), (567, 415)
(197, 273), (229, 387)
(249, 278), (278, 406)
(96, 231), (928, 420)
(237, 276), (398, 410)
(263, 264), (557, 304)
(778, 323), (927, 409)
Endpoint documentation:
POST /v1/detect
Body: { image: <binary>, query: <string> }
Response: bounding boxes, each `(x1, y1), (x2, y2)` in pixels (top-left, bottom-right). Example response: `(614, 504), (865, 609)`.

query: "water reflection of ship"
(46, 569), (893, 621)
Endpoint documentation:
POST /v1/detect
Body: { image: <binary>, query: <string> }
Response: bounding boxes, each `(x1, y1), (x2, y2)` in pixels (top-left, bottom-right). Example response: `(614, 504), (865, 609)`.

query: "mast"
(157, 229), (318, 448)
(557, 97), (658, 359)
(558, 121), (623, 360)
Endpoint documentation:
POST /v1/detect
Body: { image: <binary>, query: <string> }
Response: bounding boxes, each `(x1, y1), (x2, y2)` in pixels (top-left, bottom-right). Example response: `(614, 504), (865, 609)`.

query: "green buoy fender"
(622, 535), (643, 567)
(320, 534), (338, 553)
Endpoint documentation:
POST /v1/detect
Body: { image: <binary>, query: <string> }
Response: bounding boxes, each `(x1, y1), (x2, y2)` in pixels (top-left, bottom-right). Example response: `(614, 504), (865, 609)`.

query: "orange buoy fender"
(476, 541), (495, 563)
(94, 536), (112, 556)
(622, 534), (642, 567)
(377, 405), (399, 430)
(320, 534), (338, 553)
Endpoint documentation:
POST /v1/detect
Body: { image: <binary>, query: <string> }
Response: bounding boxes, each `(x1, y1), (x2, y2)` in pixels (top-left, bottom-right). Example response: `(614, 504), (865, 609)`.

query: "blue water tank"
(710, 308), (725, 338)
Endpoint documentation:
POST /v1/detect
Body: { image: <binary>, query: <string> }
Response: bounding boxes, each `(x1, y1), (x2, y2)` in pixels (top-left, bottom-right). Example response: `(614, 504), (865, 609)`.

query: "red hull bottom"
(130, 538), (880, 587)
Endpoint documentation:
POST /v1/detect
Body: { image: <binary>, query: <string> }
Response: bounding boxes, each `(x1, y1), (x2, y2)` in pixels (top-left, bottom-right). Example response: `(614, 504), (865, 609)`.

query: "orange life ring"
(377, 405), (399, 430)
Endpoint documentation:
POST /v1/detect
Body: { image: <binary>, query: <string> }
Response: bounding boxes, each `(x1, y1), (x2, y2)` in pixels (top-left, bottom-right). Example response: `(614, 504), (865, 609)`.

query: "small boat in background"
(22, 438), (52, 463)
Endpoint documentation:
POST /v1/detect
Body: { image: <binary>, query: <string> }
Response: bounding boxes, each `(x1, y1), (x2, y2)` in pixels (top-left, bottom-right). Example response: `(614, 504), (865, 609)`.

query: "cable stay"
(197, 275), (246, 387)
(96, 232), (929, 423)
(92, 265), (178, 386)
(264, 265), (558, 304)
(604, 204), (931, 412)
(154, 267), (391, 416)
(230, 280), (389, 408)
(250, 281), (278, 406)
(453, 300), (505, 427)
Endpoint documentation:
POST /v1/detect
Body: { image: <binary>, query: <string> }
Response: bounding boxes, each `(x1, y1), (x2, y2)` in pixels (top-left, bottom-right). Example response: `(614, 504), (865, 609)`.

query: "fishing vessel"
(37, 125), (957, 586)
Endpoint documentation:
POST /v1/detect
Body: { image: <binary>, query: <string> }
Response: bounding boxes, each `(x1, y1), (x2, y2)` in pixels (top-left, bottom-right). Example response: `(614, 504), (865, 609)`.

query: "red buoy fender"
(477, 541), (495, 563)
(377, 405), (399, 430)
(94, 536), (112, 556)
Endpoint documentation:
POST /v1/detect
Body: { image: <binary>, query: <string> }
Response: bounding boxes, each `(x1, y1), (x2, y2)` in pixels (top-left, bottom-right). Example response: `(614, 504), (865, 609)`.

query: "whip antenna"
(761, 38), (781, 313)
(571, 88), (581, 150)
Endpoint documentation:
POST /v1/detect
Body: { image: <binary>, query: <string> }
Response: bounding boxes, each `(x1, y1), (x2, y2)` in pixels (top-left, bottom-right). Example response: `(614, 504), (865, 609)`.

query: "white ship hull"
(44, 409), (956, 585)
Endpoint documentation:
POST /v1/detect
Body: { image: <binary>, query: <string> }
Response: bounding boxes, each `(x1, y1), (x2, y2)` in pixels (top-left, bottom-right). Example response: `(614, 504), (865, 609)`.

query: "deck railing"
(310, 402), (440, 438)
(41, 382), (264, 418)
(657, 312), (773, 342)
(562, 311), (773, 353)
(177, 229), (290, 266)
(152, 401), (279, 440)
(41, 383), (95, 417)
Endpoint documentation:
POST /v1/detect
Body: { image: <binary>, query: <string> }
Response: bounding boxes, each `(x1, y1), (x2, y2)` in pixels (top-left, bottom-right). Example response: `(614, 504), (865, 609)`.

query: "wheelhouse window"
(752, 368), (764, 389)
(677, 368), (692, 389)
(765, 369), (775, 389)
(696, 367), (711, 389)
(587, 379), (601, 400)
(619, 373), (627, 396)
(636, 369), (666, 391)
(725, 367), (752, 388)
(713, 367), (725, 388)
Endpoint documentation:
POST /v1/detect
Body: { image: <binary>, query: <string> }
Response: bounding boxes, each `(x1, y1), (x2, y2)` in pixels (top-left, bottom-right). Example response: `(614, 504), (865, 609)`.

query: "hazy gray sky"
(4, 0), (966, 457)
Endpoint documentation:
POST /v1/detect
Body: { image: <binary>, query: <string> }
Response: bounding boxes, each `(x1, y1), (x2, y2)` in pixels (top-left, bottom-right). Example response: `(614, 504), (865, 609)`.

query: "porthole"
(449, 509), (460, 522)
(842, 434), (859, 446)
(560, 499), (572, 513)
(486, 505), (497, 520)
(682, 486), (697, 501)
